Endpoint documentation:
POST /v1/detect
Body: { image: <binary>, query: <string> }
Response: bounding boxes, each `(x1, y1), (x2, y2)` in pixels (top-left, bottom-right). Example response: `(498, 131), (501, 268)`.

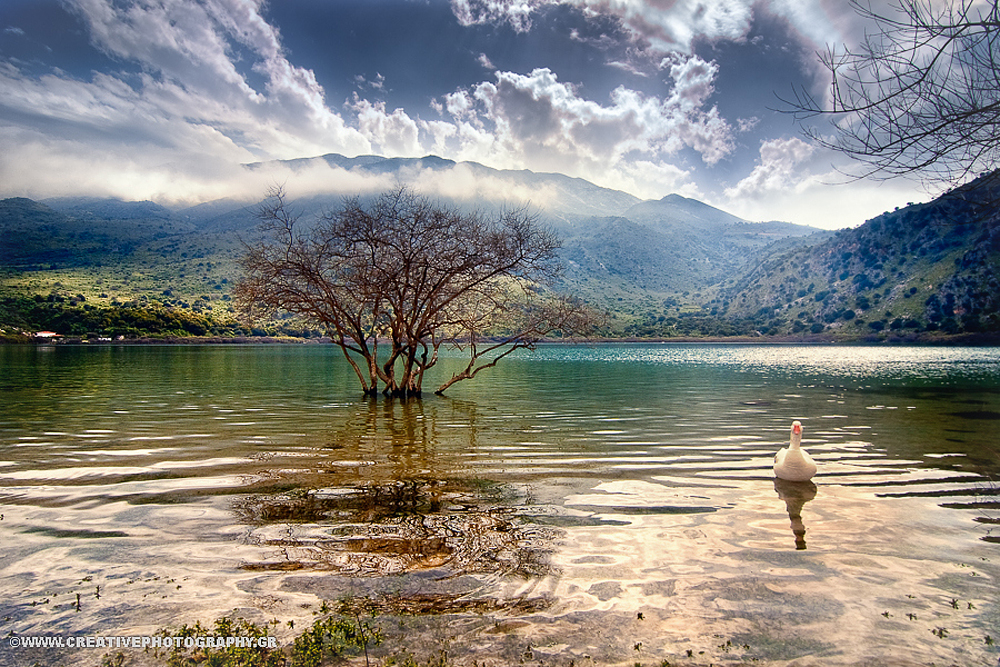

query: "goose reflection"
(773, 478), (817, 550)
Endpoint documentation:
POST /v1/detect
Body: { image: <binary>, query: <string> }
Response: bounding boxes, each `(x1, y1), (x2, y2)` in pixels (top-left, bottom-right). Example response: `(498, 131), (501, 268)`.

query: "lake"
(1, 343), (998, 666)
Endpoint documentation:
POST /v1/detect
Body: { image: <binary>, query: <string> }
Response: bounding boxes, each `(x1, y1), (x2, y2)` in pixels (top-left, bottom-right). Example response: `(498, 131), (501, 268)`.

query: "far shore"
(4, 332), (1000, 347)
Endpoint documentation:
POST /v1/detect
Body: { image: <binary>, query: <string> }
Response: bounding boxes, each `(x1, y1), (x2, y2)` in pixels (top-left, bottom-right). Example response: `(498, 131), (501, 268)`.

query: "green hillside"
(714, 175), (1000, 338)
(0, 197), (250, 339)
(2, 157), (998, 342)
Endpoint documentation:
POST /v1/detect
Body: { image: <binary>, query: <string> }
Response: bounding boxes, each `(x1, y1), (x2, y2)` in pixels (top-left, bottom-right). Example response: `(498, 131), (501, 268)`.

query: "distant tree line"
(0, 295), (319, 339)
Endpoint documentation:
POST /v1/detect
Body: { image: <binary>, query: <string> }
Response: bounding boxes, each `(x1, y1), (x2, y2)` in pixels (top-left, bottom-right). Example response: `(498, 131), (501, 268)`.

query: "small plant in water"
(384, 649), (449, 667)
(152, 617), (282, 667)
(290, 612), (383, 667)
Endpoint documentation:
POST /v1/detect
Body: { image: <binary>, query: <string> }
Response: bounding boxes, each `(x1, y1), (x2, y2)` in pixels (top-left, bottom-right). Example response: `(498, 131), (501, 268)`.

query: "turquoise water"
(0, 344), (998, 665)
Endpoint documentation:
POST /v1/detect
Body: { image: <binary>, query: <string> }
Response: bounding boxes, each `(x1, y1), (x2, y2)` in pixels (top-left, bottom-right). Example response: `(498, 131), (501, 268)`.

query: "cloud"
(0, 0), (735, 209)
(451, 0), (754, 52)
(448, 0), (879, 63)
(607, 159), (700, 200)
(451, 0), (536, 32)
(0, 0), (924, 230)
(354, 72), (386, 91)
(0, 0), (377, 202)
(478, 53), (496, 70)
(464, 60), (732, 170)
(725, 136), (816, 199)
(43, 0), (370, 156)
(349, 96), (422, 157)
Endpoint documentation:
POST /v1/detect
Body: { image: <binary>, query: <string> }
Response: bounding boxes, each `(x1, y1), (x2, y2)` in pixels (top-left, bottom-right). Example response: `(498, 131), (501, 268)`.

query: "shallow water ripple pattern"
(0, 344), (998, 666)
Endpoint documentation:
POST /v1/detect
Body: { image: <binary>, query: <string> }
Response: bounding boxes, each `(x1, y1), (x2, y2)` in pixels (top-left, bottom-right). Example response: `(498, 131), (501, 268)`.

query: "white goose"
(774, 420), (817, 482)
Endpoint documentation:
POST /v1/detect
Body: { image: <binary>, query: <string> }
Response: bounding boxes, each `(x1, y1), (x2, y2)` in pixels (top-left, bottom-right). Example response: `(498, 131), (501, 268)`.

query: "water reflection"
(2, 344), (1000, 666)
(773, 478), (817, 550)
(317, 396), (490, 482)
(233, 478), (558, 577)
(237, 397), (558, 579)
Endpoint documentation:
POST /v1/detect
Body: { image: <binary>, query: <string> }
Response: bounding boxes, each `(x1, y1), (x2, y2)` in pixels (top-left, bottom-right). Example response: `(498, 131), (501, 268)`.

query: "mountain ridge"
(2, 154), (996, 340)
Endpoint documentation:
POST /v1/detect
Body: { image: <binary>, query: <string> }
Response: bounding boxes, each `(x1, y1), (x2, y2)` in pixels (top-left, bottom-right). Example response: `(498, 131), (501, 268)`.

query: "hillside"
(713, 174), (1000, 338)
(2, 155), (997, 341)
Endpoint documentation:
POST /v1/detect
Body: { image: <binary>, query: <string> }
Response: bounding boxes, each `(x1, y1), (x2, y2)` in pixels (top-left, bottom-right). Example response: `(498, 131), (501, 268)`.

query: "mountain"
(43, 197), (175, 221)
(0, 197), (188, 269)
(2, 153), (997, 340)
(624, 193), (746, 229)
(713, 173), (1000, 337)
(248, 152), (643, 219)
(558, 193), (822, 300)
(245, 154), (825, 302)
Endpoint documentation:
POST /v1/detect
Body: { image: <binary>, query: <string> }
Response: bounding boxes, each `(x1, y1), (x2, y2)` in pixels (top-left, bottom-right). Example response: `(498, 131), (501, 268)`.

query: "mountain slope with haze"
(2, 154), (997, 340)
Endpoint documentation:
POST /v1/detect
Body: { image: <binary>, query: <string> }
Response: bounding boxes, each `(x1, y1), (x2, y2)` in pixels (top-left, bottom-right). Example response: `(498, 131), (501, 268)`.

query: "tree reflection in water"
(233, 397), (559, 579)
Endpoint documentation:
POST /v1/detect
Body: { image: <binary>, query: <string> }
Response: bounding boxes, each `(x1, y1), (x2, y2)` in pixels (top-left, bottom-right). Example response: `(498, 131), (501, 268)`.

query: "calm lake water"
(1, 343), (999, 666)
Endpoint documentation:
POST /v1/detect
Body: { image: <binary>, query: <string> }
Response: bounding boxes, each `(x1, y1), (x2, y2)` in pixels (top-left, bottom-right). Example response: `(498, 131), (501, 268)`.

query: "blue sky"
(0, 0), (930, 228)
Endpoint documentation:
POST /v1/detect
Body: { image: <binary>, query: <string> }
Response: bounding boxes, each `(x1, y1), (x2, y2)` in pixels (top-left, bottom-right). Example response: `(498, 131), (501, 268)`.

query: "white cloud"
(461, 60), (732, 173)
(447, 0), (887, 70)
(451, 0), (536, 32)
(444, 90), (477, 119)
(451, 0), (754, 52)
(0, 0), (377, 202)
(349, 96), (422, 157)
(721, 138), (929, 227)
(724, 170), (928, 229)
(54, 0), (369, 157)
(604, 159), (700, 200)
(354, 72), (386, 91)
(725, 136), (816, 200)
(478, 53), (496, 70)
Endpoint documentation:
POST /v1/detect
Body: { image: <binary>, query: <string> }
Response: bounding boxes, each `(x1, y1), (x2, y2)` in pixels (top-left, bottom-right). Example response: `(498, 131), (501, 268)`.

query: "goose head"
(790, 420), (803, 449)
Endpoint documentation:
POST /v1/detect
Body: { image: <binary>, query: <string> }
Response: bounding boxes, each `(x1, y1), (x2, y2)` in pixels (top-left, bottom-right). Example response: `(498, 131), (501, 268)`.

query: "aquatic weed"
(290, 613), (383, 667)
(158, 617), (282, 667)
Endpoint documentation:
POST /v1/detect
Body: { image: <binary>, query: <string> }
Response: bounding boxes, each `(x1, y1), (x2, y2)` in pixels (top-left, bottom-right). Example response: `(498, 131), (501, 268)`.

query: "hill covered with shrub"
(1, 156), (997, 342)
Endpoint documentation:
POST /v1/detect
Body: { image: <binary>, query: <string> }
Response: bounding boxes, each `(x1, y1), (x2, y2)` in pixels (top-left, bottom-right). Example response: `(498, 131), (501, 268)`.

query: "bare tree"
(234, 186), (601, 397)
(786, 0), (1000, 189)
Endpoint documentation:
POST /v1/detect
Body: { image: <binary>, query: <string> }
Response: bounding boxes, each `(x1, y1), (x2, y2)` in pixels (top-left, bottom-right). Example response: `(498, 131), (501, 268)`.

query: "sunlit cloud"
(436, 59), (734, 176)
(0, 0), (932, 228)
(451, 0), (754, 52)
(64, 0), (371, 157)
(724, 136), (816, 200)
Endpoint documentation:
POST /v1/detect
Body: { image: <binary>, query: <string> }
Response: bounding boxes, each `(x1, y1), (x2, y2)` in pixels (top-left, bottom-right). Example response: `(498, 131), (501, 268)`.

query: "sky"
(0, 0), (936, 229)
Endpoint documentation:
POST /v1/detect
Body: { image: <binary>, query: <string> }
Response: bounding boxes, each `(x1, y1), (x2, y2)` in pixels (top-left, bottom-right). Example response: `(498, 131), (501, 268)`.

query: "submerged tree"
(234, 186), (599, 397)
(786, 0), (1000, 189)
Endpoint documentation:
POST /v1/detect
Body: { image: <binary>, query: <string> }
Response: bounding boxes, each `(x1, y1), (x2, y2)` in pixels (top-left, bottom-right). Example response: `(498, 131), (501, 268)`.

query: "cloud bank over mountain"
(0, 0), (926, 228)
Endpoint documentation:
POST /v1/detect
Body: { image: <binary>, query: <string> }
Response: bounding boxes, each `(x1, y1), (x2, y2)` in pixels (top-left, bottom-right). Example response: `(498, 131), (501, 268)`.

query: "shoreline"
(4, 332), (1000, 346)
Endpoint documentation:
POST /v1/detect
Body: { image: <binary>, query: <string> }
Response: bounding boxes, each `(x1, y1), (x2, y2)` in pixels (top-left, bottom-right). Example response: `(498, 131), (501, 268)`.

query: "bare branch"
(235, 186), (594, 398)
(781, 0), (1000, 189)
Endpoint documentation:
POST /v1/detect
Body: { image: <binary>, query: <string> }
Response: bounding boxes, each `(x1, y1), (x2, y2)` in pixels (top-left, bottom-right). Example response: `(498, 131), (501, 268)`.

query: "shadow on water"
(773, 478), (817, 550)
